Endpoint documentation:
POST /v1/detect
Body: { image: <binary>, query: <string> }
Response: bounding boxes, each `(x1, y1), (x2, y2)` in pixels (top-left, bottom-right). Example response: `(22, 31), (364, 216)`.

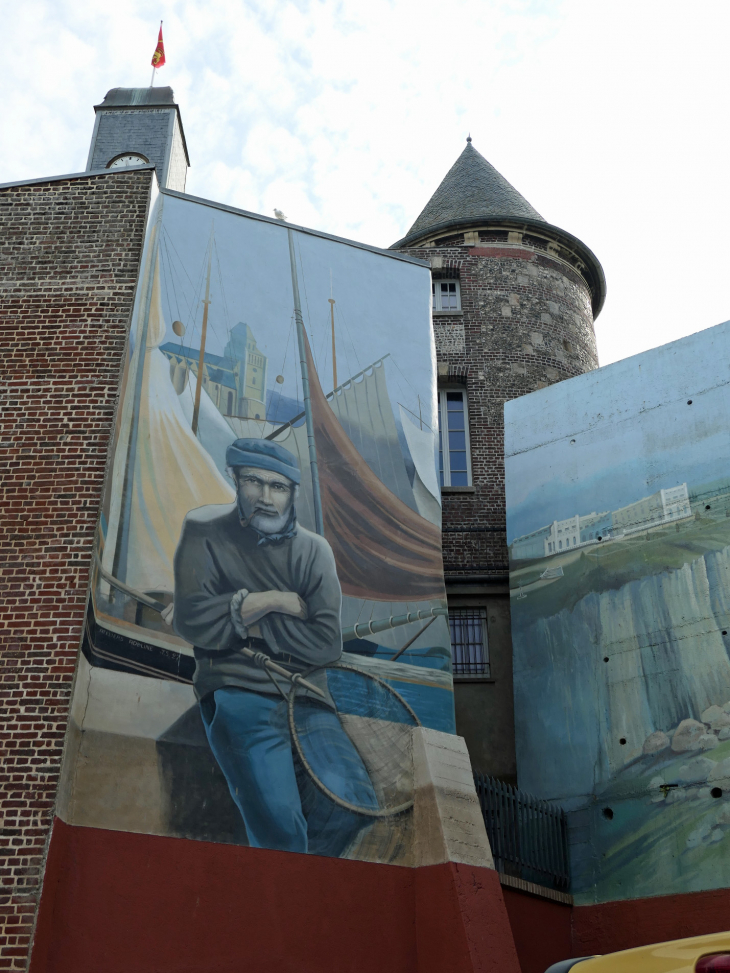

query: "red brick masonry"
(0, 169), (153, 970)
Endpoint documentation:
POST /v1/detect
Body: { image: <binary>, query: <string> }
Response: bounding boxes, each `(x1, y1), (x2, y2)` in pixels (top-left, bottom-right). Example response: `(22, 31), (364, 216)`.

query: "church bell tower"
(86, 87), (189, 192)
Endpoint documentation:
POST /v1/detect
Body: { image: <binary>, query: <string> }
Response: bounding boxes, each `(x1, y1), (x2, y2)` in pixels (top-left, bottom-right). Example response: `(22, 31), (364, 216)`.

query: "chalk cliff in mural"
(505, 319), (730, 904)
(58, 190), (454, 864)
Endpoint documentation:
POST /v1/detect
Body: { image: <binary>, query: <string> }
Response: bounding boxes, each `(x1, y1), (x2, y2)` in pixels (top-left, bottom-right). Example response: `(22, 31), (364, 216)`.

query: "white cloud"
(1, 0), (729, 365)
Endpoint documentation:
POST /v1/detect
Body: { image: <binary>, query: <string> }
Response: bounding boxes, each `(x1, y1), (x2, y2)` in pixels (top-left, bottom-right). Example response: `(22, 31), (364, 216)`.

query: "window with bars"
(432, 279), (461, 312)
(438, 389), (471, 487)
(448, 608), (490, 676)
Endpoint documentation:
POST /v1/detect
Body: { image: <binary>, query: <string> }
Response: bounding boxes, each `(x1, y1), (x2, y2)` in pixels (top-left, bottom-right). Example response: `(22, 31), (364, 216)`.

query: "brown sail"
(303, 331), (445, 601)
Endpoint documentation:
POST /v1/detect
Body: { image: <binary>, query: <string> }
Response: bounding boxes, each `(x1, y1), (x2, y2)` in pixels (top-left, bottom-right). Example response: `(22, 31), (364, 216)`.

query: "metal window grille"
(473, 774), (570, 892)
(448, 608), (489, 675)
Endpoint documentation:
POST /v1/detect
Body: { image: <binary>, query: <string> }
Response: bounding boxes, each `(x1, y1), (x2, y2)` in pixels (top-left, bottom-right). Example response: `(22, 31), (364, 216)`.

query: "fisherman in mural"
(172, 436), (378, 856)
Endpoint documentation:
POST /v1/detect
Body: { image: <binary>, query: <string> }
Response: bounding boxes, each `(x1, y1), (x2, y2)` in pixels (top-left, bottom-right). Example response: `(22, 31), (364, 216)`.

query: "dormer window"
(432, 280), (461, 313)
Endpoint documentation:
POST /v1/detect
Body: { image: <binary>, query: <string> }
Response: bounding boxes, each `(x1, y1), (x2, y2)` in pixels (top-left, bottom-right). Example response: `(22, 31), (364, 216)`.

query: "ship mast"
(328, 297), (337, 389)
(191, 227), (213, 435)
(287, 227), (324, 536)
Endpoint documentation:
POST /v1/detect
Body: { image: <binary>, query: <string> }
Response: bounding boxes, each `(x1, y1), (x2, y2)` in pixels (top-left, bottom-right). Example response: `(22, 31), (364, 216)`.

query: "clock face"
(108, 154), (147, 169)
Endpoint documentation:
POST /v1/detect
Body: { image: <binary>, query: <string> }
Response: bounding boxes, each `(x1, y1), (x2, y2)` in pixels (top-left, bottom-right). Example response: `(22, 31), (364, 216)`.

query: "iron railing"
(473, 773), (570, 891)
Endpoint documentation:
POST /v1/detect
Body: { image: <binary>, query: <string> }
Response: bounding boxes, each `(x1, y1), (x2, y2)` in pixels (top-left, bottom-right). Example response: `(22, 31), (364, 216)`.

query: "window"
(448, 609), (489, 676)
(227, 391), (233, 414)
(432, 279), (461, 312)
(438, 389), (471, 487)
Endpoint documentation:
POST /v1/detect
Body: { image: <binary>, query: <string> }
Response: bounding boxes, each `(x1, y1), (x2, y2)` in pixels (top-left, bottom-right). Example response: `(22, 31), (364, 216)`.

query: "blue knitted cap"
(226, 438), (301, 485)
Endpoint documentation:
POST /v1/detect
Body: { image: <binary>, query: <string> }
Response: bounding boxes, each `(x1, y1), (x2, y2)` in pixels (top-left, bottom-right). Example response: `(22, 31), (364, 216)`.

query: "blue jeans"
(199, 687), (377, 856)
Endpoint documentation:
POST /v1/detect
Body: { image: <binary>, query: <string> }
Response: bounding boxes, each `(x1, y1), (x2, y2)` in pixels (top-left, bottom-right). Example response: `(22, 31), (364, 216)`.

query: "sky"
(1, 0), (730, 366)
(155, 191), (435, 429)
(504, 319), (730, 540)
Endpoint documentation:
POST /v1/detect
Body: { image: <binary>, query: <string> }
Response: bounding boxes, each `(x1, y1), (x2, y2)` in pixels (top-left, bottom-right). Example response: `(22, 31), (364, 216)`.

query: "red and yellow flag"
(151, 24), (166, 68)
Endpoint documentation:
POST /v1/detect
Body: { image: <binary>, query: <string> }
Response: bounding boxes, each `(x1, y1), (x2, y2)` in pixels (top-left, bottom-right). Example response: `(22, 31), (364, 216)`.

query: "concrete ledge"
(499, 872), (573, 905)
(412, 727), (494, 868)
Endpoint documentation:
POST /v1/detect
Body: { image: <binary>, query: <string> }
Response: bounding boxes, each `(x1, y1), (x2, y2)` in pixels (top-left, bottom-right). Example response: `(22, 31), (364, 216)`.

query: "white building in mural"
(511, 484), (693, 561)
(544, 515), (580, 555)
(613, 482), (691, 536)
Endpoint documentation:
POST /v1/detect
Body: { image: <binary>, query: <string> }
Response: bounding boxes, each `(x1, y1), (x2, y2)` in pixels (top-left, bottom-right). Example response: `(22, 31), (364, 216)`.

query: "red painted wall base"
(30, 818), (521, 973)
(502, 888), (571, 973)
(572, 887), (730, 957)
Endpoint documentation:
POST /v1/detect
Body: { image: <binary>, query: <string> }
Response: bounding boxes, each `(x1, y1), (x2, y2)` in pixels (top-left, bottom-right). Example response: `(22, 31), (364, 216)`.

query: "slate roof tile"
(403, 140), (545, 242)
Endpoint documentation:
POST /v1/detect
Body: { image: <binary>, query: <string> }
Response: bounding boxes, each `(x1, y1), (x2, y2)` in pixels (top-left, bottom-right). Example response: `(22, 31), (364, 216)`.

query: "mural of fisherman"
(172, 436), (378, 856)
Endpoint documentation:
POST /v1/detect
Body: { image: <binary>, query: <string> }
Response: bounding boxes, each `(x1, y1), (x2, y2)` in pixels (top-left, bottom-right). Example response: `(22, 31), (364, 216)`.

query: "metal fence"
(473, 773), (570, 891)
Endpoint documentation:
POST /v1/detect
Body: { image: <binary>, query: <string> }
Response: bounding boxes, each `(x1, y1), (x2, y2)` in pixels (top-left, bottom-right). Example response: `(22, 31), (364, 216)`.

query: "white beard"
(248, 507), (292, 535)
(238, 489), (294, 535)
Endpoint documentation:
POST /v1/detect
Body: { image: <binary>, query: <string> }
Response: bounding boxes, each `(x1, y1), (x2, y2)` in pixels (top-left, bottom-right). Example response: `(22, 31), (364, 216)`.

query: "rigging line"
(165, 227), (208, 347)
(398, 401), (433, 432)
(197, 240), (228, 350)
(295, 236), (316, 368)
(269, 315), (295, 423)
(213, 238), (233, 341)
(160, 234), (196, 333)
(330, 305), (354, 388)
(390, 615), (438, 663)
(162, 236), (197, 336)
(334, 302), (362, 369)
(318, 309), (330, 380)
(170, 238), (206, 358)
(316, 307), (327, 365)
(159, 243), (175, 337)
(354, 598), (367, 627)
(163, 236), (184, 324)
(161, 237), (183, 326)
(162, 226), (204, 299)
(390, 356), (419, 396)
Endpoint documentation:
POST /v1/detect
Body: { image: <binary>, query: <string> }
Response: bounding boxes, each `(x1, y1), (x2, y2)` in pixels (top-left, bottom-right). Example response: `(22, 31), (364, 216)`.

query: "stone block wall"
(0, 169), (152, 969)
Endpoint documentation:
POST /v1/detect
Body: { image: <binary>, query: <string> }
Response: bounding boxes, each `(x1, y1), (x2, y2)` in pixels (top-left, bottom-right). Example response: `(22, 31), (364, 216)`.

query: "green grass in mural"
(574, 741), (730, 903)
(510, 513), (730, 628)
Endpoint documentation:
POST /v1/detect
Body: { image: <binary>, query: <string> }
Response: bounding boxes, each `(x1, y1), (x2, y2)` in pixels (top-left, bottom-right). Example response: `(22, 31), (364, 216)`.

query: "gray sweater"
(172, 502), (342, 702)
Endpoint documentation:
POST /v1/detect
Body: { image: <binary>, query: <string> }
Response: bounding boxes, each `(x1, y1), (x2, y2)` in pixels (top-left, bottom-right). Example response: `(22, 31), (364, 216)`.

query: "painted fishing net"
(288, 663), (419, 819)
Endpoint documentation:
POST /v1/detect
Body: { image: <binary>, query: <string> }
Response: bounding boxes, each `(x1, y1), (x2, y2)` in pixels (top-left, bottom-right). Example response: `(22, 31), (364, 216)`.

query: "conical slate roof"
(399, 140), (545, 245)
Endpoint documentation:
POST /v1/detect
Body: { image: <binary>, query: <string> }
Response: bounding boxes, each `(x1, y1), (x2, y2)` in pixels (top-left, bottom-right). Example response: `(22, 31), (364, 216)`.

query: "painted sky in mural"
(506, 321), (730, 904)
(59, 189), (453, 865)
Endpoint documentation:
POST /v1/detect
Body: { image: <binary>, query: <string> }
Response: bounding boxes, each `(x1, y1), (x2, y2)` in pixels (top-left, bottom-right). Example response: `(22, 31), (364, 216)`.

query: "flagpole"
(287, 227), (324, 536)
(150, 20), (163, 87)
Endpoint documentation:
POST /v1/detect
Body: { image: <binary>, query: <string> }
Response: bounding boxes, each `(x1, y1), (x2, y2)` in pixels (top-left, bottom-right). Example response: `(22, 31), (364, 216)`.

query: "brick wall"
(0, 169), (152, 969)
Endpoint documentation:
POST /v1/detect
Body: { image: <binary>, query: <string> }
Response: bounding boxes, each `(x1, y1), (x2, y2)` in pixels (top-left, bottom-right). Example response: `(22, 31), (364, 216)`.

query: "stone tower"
(393, 139), (606, 781)
(86, 87), (189, 192)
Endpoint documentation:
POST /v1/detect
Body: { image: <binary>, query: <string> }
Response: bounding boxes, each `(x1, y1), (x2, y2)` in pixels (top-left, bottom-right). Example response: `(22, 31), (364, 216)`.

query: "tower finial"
(466, 133), (472, 143)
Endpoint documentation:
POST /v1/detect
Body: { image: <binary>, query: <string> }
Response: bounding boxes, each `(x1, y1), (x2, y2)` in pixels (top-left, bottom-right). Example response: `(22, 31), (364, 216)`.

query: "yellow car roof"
(574, 931), (730, 973)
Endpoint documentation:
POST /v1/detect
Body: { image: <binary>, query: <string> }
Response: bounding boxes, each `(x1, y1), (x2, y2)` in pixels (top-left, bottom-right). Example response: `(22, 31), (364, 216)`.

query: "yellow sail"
(110, 246), (234, 593)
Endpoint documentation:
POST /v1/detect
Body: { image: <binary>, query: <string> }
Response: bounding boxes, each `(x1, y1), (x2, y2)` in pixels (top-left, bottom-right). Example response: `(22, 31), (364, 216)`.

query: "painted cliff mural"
(59, 190), (454, 863)
(505, 320), (730, 903)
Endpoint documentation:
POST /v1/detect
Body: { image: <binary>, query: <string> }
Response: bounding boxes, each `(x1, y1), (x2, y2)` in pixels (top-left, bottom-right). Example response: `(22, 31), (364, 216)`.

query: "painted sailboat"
(84, 215), (452, 728)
